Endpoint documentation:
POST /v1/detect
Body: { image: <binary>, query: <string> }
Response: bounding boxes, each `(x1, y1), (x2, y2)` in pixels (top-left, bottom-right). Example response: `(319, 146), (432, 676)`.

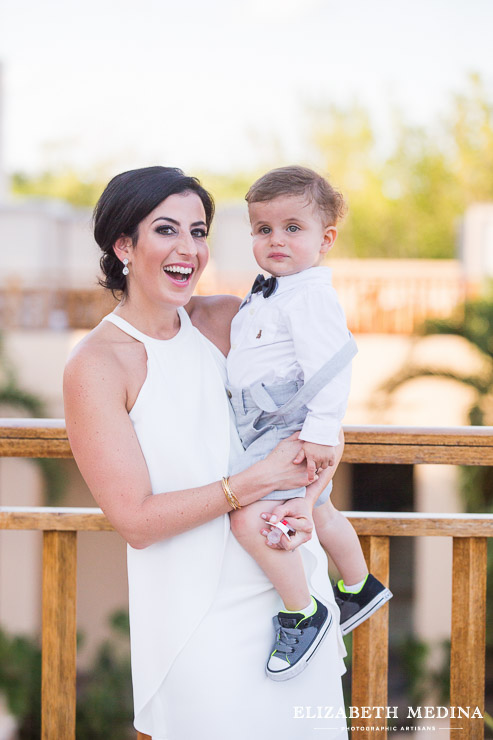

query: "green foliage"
(11, 170), (106, 208)
(0, 629), (41, 737)
(424, 297), (493, 363)
(109, 609), (130, 635)
(199, 170), (260, 204)
(0, 332), (67, 504)
(382, 292), (493, 518)
(384, 296), (493, 433)
(35, 459), (67, 506)
(75, 607), (135, 739)
(485, 711), (493, 733)
(8, 76), (493, 261)
(450, 74), (493, 202)
(76, 611), (134, 739)
(398, 636), (450, 707)
(307, 74), (493, 258)
(0, 611), (134, 739)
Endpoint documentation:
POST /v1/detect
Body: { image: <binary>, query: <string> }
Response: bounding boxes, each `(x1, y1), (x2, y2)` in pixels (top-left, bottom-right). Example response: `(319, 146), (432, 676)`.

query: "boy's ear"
(321, 226), (337, 254)
(113, 236), (133, 263)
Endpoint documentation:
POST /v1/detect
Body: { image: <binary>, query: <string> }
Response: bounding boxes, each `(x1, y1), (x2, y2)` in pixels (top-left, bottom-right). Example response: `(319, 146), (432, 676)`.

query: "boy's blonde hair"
(245, 165), (347, 226)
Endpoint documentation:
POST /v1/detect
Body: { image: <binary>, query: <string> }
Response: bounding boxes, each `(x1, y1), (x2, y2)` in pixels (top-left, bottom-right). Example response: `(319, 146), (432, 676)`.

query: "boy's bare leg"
(313, 499), (368, 587)
(230, 500), (311, 611)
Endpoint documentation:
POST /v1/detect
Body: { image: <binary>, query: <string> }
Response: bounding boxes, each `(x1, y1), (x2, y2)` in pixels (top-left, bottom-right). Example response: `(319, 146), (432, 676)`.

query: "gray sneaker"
(334, 574), (393, 635)
(266, 597), (333, 681)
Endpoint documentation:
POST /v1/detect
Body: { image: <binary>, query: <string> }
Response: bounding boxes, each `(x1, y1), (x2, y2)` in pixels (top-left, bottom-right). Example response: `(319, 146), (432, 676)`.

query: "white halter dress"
(103, 308), (348, 740)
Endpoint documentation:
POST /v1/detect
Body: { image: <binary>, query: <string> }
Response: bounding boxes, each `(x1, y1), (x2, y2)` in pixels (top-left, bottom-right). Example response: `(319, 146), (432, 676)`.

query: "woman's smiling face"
(117, 191), (209, 308)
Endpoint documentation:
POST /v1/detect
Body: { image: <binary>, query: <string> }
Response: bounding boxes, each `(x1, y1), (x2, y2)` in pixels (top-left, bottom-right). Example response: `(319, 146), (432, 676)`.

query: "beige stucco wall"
(0, 458), (42, 634)
(0, 204), (100, 290)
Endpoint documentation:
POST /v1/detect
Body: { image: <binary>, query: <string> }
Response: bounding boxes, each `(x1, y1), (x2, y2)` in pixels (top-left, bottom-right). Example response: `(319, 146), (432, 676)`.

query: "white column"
(414, 464), (462, 642)
(412, 465), (462, 738)
(0, 63), (6, 202)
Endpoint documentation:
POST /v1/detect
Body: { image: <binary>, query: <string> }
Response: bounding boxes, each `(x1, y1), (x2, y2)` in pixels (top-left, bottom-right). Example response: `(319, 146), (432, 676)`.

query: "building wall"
(0, 203), (100, 289)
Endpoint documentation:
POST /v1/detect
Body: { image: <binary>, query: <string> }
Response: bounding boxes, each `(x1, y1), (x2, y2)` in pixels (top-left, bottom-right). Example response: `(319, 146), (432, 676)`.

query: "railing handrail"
(2, 420), (493, 464)
(2, 505), (493, 536)
(2, 418), (493, 436)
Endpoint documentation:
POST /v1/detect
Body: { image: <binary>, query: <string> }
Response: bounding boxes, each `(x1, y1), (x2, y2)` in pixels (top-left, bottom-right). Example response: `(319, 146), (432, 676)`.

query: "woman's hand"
(260, 497), (314, 552)
(258, 431), (345, 552)
(304, 431), (344, 506)
(259, 432), (317, 493)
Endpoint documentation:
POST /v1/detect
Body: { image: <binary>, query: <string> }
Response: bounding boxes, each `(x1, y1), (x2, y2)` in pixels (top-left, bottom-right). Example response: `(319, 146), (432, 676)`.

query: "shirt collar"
(274, 266), (332, 295)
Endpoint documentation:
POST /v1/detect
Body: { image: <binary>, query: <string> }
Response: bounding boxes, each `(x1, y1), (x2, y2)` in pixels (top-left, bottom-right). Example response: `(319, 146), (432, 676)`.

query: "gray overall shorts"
(227, 333), (358, 507)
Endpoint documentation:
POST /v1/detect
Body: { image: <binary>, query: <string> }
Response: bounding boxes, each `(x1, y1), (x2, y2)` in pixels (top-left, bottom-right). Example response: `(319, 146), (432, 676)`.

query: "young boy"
(225, 166), (392, 681)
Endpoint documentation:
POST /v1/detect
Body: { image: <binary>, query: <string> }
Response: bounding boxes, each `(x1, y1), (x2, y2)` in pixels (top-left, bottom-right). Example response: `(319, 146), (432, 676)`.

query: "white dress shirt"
(227, 266), (353, 446)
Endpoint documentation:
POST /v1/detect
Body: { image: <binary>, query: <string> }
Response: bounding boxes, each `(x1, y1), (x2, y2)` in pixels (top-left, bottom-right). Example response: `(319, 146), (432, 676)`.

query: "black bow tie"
(251, 273), (278, 298)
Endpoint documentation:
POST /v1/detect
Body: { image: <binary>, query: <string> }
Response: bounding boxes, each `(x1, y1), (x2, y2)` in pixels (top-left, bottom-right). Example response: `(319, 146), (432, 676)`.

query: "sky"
(0, 0), (492, 177)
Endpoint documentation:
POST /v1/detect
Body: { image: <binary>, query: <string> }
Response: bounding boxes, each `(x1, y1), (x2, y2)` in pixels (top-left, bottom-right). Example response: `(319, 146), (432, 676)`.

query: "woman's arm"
(186, 294), (241, 356)
(64, 343), (312, 550)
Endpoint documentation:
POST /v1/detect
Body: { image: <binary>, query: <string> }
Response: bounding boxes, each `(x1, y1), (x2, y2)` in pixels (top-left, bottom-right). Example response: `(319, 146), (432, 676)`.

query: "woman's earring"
(122, 258), (129, 276)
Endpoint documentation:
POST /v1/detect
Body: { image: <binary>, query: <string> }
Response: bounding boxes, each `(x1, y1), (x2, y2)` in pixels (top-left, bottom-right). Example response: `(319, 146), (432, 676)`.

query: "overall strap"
(249, 333), (358, 414)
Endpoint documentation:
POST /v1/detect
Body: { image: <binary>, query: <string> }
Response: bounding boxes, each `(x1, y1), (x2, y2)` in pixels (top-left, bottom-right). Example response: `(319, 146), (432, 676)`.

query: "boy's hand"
(293, 441), (337, 483)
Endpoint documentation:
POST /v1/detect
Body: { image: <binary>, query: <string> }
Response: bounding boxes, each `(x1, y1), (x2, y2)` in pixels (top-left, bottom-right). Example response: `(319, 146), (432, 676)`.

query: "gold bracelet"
(221, 477), (241, 510)
(225, 478), (241, 509)
(222, 477), (241, 510)
(221, 478), (237, 510)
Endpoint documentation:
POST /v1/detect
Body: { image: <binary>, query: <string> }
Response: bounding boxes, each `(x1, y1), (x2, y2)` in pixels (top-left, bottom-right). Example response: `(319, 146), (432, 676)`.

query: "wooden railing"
(1, 421), (493, 740)
(199, 259), (466, 335)
(0, 288), (117, 330)
(0, 260), (465, 334)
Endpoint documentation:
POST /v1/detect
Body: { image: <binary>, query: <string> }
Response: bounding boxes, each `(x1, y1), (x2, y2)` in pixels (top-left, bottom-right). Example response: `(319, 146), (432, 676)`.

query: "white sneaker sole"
(266, 611), (333, 682)
(340, 588), (393, 635)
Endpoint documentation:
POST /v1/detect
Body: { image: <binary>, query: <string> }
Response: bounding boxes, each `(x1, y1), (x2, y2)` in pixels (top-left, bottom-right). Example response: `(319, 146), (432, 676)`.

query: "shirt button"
(249, 308), (255, 315)
(231, 343), (237, 350)
(227, 390), (232, 398)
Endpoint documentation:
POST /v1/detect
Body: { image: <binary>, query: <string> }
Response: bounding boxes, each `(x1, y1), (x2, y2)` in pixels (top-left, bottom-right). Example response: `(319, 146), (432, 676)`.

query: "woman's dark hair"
(94, 166), (215, 294)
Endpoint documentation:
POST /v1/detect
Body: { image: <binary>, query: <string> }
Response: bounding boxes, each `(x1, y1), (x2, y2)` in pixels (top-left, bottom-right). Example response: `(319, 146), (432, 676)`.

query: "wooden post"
(41, 531), (77, 740)
(351, 535), (391, 739)
(450, 537), (487, 740)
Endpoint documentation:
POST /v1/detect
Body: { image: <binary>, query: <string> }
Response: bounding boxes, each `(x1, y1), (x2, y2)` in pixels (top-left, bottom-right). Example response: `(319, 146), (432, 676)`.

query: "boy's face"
(248, 195), (337, 278)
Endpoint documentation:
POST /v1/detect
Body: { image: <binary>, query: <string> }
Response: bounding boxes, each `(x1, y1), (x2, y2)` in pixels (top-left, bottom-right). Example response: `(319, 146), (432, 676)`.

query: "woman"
(64, 166), (348, 740)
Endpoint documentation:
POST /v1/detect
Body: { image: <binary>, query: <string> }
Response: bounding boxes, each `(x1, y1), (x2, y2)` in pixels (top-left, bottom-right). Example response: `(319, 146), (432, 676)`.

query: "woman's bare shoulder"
(186, 295), (241, 355)
(64, 320), (143, 401)
(66, 322), (122, 374)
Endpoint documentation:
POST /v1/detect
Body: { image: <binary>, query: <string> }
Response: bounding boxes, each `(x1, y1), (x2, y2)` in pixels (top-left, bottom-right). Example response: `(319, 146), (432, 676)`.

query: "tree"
(383, 296), (493, 512)
(11, 169), (106, 208)
(307, 74), (493, 259)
